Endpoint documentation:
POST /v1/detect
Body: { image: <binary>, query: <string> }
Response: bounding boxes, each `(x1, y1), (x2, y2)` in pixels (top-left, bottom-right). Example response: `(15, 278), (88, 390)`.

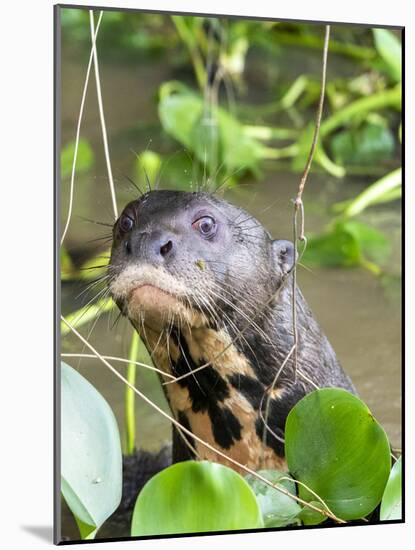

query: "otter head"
(108, 190), (294, 332)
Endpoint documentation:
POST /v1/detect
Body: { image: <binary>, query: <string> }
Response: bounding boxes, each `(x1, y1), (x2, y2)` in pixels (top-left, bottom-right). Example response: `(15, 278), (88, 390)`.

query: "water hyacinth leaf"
(298, 501), (326, 526)
(285, 388), (391, 521)
(61, 362), (122, 539)
(245, 470), (301, 527)
(61, 138), (94, 179)
(373, 29), (401, 82)
(303, 220), (389, 269)
(342, 220), (390, 265)
(158, 82), (265, 176)
(330, 122), (395, 166)
(131, 461), (263, 536)
(380, 456), (402, 521)
(159, 82), (208, 149)
(219, 108), (265, 175)
(303, 222), (361, 268)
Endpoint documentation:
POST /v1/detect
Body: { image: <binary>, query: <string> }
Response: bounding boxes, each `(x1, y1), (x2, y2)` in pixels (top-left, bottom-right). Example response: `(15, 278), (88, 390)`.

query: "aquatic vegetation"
(61, 363), (400, 539)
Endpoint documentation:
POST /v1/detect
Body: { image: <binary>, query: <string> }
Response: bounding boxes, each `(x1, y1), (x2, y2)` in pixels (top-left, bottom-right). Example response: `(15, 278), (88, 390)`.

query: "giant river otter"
(109, 189), (355, 474)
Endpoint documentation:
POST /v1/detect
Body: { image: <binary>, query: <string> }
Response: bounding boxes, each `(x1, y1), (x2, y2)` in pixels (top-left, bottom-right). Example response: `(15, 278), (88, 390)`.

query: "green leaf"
(380, 456), (402, 520)
(61, 138), (94, 179)
(61, 298), (115, 336)
(292, 125), (345, 178)
(330, 123), (395, 166)
(303, 220), (389, 269)
(61, 362), (122, 539)
(285, 389), (391, 521)
(341, 220), (390, 265)
(298, 501), (326, 526)
(373, 29), (401, 82)
(60, 247), (74, 280)
(74, 516), (97, 540)
(158, 82), (265, 177)
(245, 470), (301, 527)
(134, 150), (162, 189)
(320, 86), (401, 138)
(303, 221), (361, 268)
(342, 168), (401, 218)
(131, 460), (263, 536)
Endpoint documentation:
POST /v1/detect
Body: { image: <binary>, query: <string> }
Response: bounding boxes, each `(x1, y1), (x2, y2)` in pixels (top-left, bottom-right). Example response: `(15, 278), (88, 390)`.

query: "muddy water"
(59, 31), (401, 541)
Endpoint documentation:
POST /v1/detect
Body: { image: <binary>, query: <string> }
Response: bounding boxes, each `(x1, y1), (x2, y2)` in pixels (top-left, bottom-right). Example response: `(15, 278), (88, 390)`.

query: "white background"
(0, 0), (412, 548)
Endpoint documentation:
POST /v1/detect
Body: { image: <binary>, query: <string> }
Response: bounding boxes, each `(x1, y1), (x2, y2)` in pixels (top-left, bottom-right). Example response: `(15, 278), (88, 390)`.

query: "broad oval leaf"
(158, 81), (265, 176)
(380, 456), (402, 521)
(61, 362), (122, 538)
(330, 122), (395, 166)
(298, 501), (326, 526)
(131, 460), (263, 536)
(285, 388), (391, 522)
(245, 470), (301, 528)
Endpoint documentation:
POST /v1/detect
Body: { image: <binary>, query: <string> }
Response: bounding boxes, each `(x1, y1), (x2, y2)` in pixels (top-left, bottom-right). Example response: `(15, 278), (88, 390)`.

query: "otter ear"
(272, 239), (296, 275)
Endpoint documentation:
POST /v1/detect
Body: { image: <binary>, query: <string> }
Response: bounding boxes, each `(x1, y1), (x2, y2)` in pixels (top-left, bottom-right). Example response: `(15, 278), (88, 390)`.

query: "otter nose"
(150, 232), (175, 263)
(159, 239), (173, 257)
(126, 229), (176, 263)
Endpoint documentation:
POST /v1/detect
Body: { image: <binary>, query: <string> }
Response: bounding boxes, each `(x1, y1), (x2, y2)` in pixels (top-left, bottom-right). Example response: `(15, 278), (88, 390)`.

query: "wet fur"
(109, 190), (355, 475)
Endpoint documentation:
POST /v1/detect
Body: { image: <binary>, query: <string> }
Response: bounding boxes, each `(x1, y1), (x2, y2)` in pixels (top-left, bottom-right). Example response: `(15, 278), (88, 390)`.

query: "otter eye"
(192, 216), (217, 238)
(119, 214), (134, 233)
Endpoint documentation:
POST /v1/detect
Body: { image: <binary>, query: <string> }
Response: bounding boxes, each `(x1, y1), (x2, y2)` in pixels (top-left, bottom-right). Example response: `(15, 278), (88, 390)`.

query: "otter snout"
(124, 228), (177, 265)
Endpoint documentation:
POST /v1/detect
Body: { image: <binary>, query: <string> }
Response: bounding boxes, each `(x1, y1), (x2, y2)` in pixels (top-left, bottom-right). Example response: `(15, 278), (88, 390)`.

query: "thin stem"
(261, 344), (295, 452)
(295, 25), (330, 206)
(125, 331), (140, 455)
(60, 11), (103, 246)
(89, 10), (118, 220)
(61, 314), (346, 524)
(61, 353), (176, 380)
(292, 25), (330, 383)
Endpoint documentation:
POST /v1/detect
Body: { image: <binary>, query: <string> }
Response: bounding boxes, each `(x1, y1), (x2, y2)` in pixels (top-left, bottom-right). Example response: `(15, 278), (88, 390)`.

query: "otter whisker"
(123, 174), (145, 197)
(163, 276), (290, 386)
(208, 281), (275, 347)
(213, 165), (245, 195)
(110, 308), (124, 331)
(78, 216), (113, 228)
(85, 235), (114, 245)
(202, 285), (260, 358)
(147, 325), (166, 360)
(79, 264), (111, 271)
(71, 284), (111, 324)
(192, 290), (223, 337)
(75, 274), (111, 300)
(71, 288), (113, 369)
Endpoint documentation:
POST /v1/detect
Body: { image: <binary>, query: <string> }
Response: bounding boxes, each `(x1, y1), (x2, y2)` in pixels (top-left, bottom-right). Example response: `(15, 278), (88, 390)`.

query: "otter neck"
(138, 298), (294, 472)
